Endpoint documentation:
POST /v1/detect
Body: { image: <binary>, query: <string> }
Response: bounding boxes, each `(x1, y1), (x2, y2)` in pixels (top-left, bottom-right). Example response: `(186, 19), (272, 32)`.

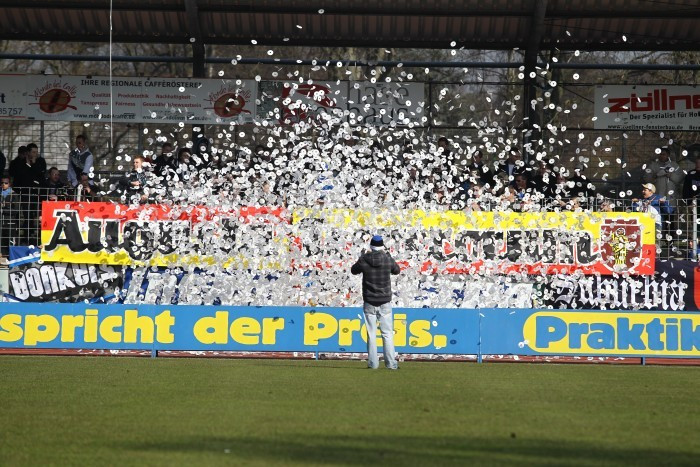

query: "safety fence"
(1, 186), (86, 255)
(1, 303), (698, 363)
(1, 190), (697, 261)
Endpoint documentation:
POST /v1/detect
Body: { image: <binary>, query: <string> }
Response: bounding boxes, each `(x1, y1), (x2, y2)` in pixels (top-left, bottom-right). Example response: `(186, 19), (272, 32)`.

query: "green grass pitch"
(1, 356), (699, 466)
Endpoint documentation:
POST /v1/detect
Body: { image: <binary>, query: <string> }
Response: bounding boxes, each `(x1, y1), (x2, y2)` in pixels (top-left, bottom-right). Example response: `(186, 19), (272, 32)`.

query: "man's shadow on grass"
(115, 434), (697, 465)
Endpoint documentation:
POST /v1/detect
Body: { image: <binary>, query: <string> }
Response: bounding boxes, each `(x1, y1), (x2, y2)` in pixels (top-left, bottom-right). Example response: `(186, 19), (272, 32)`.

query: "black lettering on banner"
(122, 221), (155, 261)
(156, 221), (190, 255)
(84, 218), (122, 253)
(72, 264), (91, 287)
(104, 219), (120, 252)
(427, 230), (447, 262)
(219, 218), (238, 253)
(45, 210), (87, 252)
(506, 230), (542, 263)
(39, 264), (59, 293)
(24, 268), (44, 297)
(481, 231), (503, 261)
(541, 230), (557, 263)
(8, 261), (123, 303)
(98, 264), (117, 282)
(192, 221), (219, 254)
(54, 263), (76, 290)
(86, 220), (104, 253)
(8, 271), (29, 300)
(575, 232), (596, 264)
(453, 231), (478, 261)
(458, 231), (494, 261)
(557, 231), (576, 265)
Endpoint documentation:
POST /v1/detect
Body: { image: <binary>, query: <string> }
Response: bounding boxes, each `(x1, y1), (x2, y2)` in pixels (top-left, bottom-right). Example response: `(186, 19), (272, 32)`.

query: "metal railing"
(1, 186), (697, 261)
(1, 187), (77, 254)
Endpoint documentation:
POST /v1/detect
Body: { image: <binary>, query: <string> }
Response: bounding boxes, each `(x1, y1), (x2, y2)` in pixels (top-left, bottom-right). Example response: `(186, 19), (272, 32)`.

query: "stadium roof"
(2, 0), (699, 52)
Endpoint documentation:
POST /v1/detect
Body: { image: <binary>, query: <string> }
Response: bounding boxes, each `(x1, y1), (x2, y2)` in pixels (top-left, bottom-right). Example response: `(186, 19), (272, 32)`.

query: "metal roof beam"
(9, 2), (697, 19)
(2, 54), (699, 72)
(1, 34), (699, 52)
(0, 1), (184, 11)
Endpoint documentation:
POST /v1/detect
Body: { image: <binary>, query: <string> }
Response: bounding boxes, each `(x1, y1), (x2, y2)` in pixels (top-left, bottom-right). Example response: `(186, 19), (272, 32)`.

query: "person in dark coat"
(682, 157), (700, 199)
(9, 145), (44, 189)
(468, 149), (494, 189)
(154, 142), (177, 179)
(44, 167), (67, 200)
(27, 143), (47, 181)
(351, 235), (401, 370)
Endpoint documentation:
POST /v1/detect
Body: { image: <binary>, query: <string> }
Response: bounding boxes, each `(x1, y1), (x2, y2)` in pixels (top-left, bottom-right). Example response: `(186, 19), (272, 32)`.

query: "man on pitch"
(351, 235), (401, 370)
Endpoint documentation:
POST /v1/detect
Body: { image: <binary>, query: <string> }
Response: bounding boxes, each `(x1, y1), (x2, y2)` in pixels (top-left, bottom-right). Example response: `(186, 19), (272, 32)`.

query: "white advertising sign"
(348, 82), (425, 126)
(594, 85), (700, 131)
(0, 74), (28, 120)
(257, 80), (349, 124)
(0, 74), (426, 126)
(23, 75), (257, 124)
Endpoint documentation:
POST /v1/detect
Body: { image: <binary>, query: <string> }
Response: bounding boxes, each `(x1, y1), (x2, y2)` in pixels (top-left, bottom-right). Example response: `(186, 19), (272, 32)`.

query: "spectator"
(513, 173), (529, 197)
(599, 197), (617, 212)
(191, 135), (212, 170)
(0, 149), (5, 176)
(67, 134), (93, 187)
(350, 234), (401, 370)
(45, 167), (65, 189)
(464, 183), (487, 211)
(44, 167), (66, 200)
(437, 136), (450, 154)
(436, 136), (460, 186)
(554, 171), (571, 199)
(632, 182), (672, 231)
(178, 147), (192, 164)
(644, 147), (683, 200)
(531, 161), (557, 198)
(176, 148), (193, 177)
(26, 143), (47, 180)
(118, 155), (150, 203)
(250, 144), (269, 170)
(513, 173), (543, 211)
(682, 157), (700, 199)
(436, 136), (451, 161)
(78, 172), (102, 202)
(154, 142), (177, 178)
(497, 185), (519, 211)
(1, 175), (12, 199)
(9, 145), (44, 189)
(497, 148), (529, 182)
(568, 164), (596, 201)
(468, 150), (494, 188)
(1, 175), (17, 258)
(632, 184), (664, 247)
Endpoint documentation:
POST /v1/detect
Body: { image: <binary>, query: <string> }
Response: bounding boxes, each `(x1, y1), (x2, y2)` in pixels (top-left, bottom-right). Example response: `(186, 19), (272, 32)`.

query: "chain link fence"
(1, 184), (697, 261)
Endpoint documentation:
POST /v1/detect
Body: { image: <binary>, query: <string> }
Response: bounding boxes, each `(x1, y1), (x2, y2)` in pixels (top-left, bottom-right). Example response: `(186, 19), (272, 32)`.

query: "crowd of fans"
(1, 133), (699, 259)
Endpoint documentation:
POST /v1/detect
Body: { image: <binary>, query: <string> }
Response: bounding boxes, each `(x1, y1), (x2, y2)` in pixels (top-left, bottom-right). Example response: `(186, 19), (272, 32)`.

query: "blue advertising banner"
(480, 309), (700, 358)
(0, 304), (478, 354)
(3, 304), (699, 358)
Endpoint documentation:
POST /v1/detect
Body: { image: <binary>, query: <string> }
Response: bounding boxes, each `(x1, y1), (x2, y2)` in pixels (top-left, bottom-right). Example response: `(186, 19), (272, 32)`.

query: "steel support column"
(523, 0), (548, 157)
(185, 0), (205, 78)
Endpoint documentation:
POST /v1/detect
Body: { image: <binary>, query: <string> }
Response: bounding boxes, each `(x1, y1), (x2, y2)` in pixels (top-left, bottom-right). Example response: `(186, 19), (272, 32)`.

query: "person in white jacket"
(643, 147), (683, 200)
(66, 135), (94, 187)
